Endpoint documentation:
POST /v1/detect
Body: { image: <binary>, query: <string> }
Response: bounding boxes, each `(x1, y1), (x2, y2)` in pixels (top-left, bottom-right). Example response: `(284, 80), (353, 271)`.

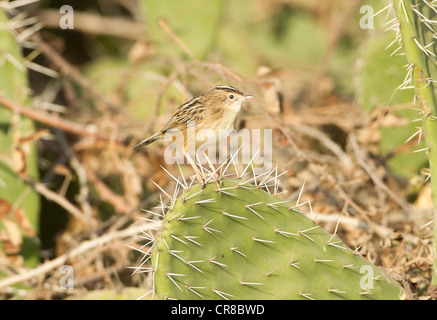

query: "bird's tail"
(132, 132), (162, 151)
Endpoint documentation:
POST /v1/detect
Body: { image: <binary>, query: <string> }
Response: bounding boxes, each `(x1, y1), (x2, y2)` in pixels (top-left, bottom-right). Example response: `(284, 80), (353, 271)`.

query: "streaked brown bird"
(133, 85), (254, 185)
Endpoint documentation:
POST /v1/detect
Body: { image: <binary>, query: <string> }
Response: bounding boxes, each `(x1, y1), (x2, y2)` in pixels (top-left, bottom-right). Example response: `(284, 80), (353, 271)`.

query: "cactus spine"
(0, 7), (40, 266)
(392, 0), (437, 284)
(144, 175), (403, 300)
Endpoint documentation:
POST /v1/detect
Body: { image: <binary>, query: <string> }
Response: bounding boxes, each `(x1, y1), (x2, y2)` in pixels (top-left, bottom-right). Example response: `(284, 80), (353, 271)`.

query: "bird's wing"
(162, 97), (206, 133)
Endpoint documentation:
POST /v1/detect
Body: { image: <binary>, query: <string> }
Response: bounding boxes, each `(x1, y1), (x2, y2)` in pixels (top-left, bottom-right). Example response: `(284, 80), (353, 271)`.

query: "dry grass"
(0, 0), (435, 300)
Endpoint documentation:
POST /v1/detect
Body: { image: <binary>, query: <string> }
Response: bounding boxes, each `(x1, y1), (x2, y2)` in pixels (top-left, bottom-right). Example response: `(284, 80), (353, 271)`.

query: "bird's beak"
(244, 94), (255, 100)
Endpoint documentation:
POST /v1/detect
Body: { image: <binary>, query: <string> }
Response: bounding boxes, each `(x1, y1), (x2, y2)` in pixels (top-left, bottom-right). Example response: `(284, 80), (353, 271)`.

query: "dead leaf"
(0, 198), (12, 219)
(14, 208), (35, 237)
(415, 185), (433, 209)
(18, 129), (50, 145)
(3, 219), (23, 247)
(2, 240), (21, 255)
(12, 147), (27, 177)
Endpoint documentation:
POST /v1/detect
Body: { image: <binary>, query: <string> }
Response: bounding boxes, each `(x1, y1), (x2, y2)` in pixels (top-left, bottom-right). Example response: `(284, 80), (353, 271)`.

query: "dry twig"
(0, 95), (125, 144)
(350, 134), (410, 212)
(37, 9), (147, 40)
(23, 176), (86, 224)
(0, 221), (159, 290)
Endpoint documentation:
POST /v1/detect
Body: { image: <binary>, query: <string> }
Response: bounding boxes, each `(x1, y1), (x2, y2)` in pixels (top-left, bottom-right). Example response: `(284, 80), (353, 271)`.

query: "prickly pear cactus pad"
(149, 179), (404, 300)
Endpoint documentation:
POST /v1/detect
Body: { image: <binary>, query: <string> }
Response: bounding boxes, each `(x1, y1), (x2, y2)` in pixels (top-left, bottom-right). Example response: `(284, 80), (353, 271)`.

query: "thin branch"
(159, 19), (194, 59)
(37, 9), (147, 40)
(23, 31), (122, 114)
(0, 95), (124, 144)
(23, 176), (87, 224)
(86, 168), (132, 214)
(0, 221), (160, 290)
(311, 212), (419, 245)
(293, 123), (353, 170)
(349, 134), (410, 211)
(56, 130), (93, 224)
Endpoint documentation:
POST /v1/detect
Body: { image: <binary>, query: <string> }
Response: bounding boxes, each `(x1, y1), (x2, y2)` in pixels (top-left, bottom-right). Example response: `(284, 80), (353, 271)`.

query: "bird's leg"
(183, 150), (205, 187)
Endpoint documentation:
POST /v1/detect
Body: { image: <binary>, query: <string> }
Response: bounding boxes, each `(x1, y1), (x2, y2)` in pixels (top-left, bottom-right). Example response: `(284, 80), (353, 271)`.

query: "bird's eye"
(228, 94), (235, 100)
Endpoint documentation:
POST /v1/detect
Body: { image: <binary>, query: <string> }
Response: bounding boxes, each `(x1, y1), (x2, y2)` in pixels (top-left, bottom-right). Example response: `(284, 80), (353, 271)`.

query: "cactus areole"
(149, 179), (404, 300)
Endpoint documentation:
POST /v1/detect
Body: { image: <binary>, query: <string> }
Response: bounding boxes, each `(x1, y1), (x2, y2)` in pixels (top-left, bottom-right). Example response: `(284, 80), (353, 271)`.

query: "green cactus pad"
(150, 179), (404, 300)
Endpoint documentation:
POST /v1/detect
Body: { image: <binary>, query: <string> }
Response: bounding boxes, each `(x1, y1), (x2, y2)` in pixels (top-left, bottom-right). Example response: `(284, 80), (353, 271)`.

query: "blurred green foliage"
(140, 0), (327, 72)
(0, 10), (40, 267)
(141, 0), (224, 60)
(358, 0), (427, 178)
(0, 0), (431, 298)
(86, 1), (331, 123)
(84, 0), (427, 178)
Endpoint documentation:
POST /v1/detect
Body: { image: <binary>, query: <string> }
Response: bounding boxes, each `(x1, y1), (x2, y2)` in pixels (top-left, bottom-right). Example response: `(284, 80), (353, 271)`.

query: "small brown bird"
(133, 85), (254, 185)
